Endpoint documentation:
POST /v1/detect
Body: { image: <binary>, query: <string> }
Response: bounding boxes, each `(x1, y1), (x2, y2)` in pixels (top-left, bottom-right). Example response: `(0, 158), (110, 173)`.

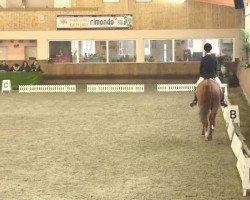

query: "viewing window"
(49, 40), (107, 63)
(49, 41), (72, 63)
(174, 39), (203, 61)
(108, 40), (136, 62)
(205, 39), (233, 61)
(144, 40), (173, 62)
(48, 38), (233, 64)
(79, 40), (107, 63)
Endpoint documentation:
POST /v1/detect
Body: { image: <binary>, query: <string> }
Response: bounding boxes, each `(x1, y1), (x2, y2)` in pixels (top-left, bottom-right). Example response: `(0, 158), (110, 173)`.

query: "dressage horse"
(197, 79), (221, 141)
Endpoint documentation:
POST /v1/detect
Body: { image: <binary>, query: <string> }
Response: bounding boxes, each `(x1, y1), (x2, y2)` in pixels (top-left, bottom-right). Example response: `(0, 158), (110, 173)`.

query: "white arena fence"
(220, 84), (250, 196)
(227, 119), (250, 196)
(157, 84), (196, 92)
(157, 83), (228, 93)
(19, 85), (76, 93)
(87, 84), (144, 93)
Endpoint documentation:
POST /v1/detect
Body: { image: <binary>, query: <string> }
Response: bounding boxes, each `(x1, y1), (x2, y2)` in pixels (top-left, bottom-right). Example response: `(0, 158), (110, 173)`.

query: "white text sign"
(57, 15), (133, 30)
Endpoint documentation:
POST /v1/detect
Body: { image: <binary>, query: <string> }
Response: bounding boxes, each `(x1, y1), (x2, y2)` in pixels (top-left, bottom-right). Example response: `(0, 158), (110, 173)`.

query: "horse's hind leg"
(209, 110), (218, 133)
(202, 126), (205, 135)
(209, 115), (215, 133)
(203, 122), (211, 141)
(205, 126), (212, 141)
(206, 111), (218, 141)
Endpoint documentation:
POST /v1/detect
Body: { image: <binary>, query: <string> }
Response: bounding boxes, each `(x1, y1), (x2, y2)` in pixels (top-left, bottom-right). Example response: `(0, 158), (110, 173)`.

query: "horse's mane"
(199, 80), (212, 125)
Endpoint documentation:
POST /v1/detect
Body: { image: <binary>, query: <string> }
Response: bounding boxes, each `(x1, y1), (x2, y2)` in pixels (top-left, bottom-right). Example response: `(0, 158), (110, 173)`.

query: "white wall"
(25, 46), (37, 60)
(0, 47), (7, 60)
(0, 0), (6, 8)
(6, 0), (22, 8)
(245, 4), (250, 28)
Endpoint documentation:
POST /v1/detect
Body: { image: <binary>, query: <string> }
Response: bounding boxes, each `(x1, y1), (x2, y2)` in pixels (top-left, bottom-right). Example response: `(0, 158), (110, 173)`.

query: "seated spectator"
(20, 61), (31, 72)
(0, 60), (9, 71)
(31, 60), (43, 72)
(10, 64), (21, 72)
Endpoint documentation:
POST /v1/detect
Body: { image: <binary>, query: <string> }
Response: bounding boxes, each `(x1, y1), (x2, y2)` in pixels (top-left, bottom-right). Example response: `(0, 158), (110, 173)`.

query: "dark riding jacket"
(199, 54), (217, 79)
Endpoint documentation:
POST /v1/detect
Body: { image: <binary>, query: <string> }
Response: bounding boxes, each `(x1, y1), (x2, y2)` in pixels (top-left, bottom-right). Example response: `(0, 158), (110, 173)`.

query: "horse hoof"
(205, 135), (212, 141)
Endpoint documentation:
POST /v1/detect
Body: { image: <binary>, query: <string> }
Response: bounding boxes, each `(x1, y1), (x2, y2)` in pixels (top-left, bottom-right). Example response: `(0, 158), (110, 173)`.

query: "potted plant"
(217, 55), (227, 75)
(241, 29), (250, 68)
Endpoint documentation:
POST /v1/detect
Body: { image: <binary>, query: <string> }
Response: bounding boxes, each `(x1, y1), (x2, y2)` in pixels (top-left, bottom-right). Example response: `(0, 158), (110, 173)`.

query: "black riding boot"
(190, 87), (197, 107)
(221, 87), (228, 107)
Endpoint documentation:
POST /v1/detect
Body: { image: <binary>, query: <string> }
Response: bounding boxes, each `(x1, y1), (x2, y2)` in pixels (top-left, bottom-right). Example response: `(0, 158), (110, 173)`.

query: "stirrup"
(190, 101), (197, 107)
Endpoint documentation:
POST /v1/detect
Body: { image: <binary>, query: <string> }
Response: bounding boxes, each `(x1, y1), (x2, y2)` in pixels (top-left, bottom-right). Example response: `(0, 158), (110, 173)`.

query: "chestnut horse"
(197, 79), (221, 141)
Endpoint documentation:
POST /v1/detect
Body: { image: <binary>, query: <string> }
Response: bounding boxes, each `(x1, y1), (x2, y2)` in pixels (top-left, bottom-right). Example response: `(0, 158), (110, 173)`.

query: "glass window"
(189, 39), (203, 61)
(175, 39), (203, 61)
(144, 40), (173, 62)
(49, 40), (107, 63)
(220, 39), (233, 61)
(109, 40), (136, 62)
(49, 41), (73, 63)
(79, 40), (107, 63)
(205, 39), (233, 61)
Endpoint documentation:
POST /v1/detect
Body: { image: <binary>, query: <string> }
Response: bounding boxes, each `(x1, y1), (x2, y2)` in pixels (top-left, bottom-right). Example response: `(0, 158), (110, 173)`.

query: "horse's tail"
(199, 81), (211, 124)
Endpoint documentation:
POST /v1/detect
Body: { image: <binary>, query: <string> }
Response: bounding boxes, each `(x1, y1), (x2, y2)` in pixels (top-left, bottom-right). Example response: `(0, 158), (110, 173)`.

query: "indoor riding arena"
(1, 0), (250, 199)
(0, 82), (246, 199)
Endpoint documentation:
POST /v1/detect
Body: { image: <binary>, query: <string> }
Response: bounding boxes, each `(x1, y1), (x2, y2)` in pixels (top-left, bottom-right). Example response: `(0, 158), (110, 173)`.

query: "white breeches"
(196, 77), (222, 91)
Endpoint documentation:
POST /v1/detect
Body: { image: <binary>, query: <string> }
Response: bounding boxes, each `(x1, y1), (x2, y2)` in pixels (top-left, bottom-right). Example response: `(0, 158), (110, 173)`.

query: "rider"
(190, 43), (228, 108)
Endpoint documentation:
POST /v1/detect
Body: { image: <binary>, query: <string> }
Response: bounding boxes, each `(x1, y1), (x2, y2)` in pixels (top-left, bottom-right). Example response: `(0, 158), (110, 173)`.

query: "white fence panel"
(231, 133), (243, 159)
(157, 84), (196, 92)
(19, 85), (76, 93)
(87, 84), (144, 93)
(236, 150), (250, 196)
(227, 119), (235, 141)
(237, 150), (246, 182)
(221, 85), (250, 196)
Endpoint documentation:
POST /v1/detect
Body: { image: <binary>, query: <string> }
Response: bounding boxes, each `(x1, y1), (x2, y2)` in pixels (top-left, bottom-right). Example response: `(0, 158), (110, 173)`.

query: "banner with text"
(57, 15), (133, 30)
